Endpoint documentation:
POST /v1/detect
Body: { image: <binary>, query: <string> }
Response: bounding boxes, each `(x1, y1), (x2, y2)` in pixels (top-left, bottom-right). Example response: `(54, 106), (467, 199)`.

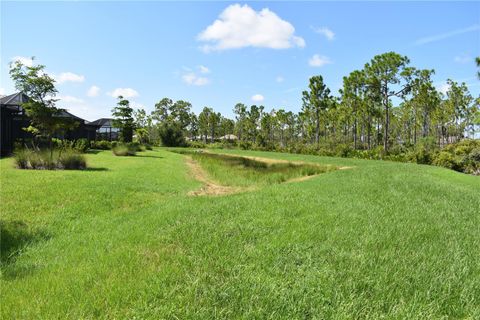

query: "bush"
(91, 140), (112, 150)
(59, 150), (87, 169)
(432, 152), (459, 170)
(14, 149), (30, 169)
(158, 124), (186, 147)
(74, 138), (89, 153)
(127, 142), (142, 152)
(14, 148), (86, 170)
(112, 144), (136, 156)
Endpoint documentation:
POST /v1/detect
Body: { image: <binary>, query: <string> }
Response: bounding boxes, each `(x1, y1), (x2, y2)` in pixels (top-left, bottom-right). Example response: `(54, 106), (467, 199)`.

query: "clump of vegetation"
(91, 140), (113, 150)
(112, 143), (136, 156)
(13, 148), (86, 170)
(53, 138), (90, 153)
(58, 149), (87, 169)
(182, 151), (334, 187)
(159, 123), (186, 147)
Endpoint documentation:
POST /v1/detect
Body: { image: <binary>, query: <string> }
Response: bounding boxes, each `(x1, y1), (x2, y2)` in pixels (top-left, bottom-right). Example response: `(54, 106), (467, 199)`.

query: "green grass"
(176, 150), (334, 187)
(1, 148), (479, 319)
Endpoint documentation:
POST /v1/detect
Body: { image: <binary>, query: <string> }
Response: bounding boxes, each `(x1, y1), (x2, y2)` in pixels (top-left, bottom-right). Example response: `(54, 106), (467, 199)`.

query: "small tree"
(9, 58), (76, 152)
(112, 96), (134, 142)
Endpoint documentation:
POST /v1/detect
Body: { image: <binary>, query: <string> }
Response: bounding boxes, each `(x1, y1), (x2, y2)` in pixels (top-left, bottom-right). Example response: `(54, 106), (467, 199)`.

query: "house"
(219, 134), (238, 141)
(1, 92), (99, 156)
(88, 118), (119, 141)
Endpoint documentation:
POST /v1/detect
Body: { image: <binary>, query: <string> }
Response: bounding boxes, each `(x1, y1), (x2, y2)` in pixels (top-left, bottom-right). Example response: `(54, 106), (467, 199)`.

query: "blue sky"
(1, 1), (479, 121)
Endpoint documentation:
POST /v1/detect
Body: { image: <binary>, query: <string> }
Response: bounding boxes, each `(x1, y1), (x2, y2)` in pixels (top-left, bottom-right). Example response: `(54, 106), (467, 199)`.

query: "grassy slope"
(1, 148), (479, 319)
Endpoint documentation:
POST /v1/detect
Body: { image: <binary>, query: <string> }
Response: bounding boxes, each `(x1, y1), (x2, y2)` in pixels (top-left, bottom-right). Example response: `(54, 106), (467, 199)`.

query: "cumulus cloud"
(55, 72), (85, 84)
(309, 54), (332, 67)
(11, 56), (34, 67)
(198, 4), (305, 52)
(276, 76), (284, 83)
(108, 88), (139, 98)
(251, 94), (265, 102)
(312, 26), (335, 40)
(181, 66), (211, 86)
(87, 85), (101, 97)
(182, 72), (210, 86)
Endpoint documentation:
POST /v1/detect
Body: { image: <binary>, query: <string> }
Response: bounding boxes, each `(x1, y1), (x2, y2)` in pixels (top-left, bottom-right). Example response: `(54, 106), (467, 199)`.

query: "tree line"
(124, 52), (479, 153)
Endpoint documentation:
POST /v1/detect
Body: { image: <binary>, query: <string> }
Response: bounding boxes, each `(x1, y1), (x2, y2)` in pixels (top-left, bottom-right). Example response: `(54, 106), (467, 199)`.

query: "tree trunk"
(383, 89), (389, 153)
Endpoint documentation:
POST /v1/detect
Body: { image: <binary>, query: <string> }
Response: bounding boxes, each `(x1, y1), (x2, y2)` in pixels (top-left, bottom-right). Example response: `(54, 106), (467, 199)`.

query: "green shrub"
(74, 139), (89, 153)
(91, 140), (112, 150)
(112, 144), (136, 156)
(14, 149), (31, 169)
(158, 124), (186, 147)
(127, 142), (142, 152)
(432, 152), (459, 170)
(468, 148), (480, 162)
(59, 150), (87, 169)
(13, 148), (86, 170)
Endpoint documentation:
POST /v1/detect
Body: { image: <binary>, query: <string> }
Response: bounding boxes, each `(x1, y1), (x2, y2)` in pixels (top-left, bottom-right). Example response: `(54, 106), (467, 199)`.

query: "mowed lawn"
(1, 148), (479, 319)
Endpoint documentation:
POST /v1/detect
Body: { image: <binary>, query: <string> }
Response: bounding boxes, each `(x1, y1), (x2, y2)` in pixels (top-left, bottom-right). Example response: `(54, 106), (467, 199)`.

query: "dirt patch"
(185, 157), (246, 196)
(285, 174), (319, 183)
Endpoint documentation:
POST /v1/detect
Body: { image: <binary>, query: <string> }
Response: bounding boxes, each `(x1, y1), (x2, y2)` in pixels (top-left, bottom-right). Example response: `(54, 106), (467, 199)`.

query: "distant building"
(88, 118), (119, 141)
(1, 92), (99, 156)
(219, 134), (238, 141)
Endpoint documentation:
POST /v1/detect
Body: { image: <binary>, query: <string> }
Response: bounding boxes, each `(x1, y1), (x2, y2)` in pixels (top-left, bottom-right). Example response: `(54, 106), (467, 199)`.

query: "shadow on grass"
(84, 167), (109, 171)
(1, 220), (51, 280)
(135, 154), (164, 159)
(85, 149), (102, 154)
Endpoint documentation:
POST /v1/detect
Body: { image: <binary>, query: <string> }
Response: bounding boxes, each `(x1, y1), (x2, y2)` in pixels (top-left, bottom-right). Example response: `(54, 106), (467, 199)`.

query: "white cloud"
(55, 72), (85, 84)
(414, 24), (480, 45)
(276, 76), (284, 83)
(309, 54), (332, 67)
(198, 4), (305, 52)
(11, 56), (34, 67)
(198, 65), (210, 74)
(108, 88), (139, 98)
(312, 27), (335, 40)
(251, 94), (265, 102)
(454, 54), (472, 64)
(87, 85), (101, 97)
(182, 72), (210, 86)
(57, 95), (84, 104)
(437, 83), (451, 95)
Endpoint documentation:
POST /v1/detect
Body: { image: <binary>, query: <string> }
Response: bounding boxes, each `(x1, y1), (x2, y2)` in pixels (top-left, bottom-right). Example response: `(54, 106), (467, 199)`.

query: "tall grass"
(188, 151), (334, 186)
(13, 148), (86, 170)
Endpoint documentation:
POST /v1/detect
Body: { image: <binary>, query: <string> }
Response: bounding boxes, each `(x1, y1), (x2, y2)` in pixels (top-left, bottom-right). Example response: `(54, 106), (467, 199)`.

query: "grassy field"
(1, 148), (479, 319)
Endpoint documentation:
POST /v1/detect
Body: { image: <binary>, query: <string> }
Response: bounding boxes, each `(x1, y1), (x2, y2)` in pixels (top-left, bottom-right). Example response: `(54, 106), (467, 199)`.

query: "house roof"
(0, 92), (30, 106)
(89, 118), (114, 127)
(0, 92), (30, 112)
(1, 92), (89, 124)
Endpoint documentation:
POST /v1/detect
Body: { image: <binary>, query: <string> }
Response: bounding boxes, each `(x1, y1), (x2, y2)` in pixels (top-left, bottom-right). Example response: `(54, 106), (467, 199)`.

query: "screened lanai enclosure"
(88, 118), (119, 141)
(0, 92), (100, 156)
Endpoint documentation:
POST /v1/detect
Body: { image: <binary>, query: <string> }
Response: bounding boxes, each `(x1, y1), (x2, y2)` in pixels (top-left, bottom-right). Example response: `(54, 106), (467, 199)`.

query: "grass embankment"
(1, 148), (479, 319)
